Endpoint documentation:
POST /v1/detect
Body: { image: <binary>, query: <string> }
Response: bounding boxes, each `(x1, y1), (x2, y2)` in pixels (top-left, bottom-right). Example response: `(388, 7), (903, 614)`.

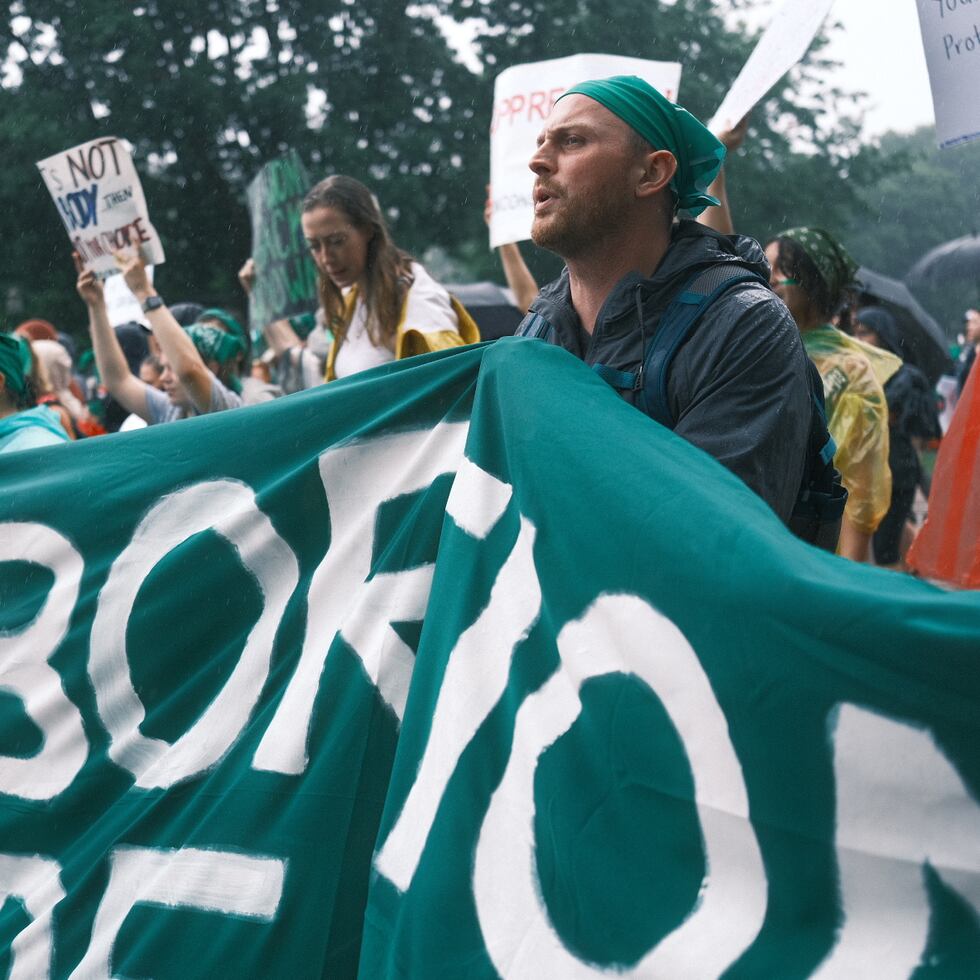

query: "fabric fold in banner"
(0, 338), (977, 978)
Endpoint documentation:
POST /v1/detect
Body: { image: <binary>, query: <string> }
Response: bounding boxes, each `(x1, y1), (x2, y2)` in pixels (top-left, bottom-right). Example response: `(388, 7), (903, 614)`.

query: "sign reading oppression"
(0, 340), (978, 978)
(36, 137), (165, 277)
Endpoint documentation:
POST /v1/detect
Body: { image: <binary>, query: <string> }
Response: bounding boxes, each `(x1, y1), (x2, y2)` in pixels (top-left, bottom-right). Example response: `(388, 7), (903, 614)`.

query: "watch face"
(143, 296), (163, 312)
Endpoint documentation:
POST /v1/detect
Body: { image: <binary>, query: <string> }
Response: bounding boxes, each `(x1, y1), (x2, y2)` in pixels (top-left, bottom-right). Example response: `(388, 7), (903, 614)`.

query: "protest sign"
(489, 54), (681, 248)
(1, 340), (978, 977)
(915, 0), (980, 147)
(708, 0), (836, 133)
(102, 263), (153, 327)
(245, 150), (318, 332)
(36, 137), (165, 277)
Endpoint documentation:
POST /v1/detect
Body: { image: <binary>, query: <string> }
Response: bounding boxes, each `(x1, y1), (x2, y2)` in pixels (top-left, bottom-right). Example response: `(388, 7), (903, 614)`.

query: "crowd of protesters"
(2, 80), (974, 580)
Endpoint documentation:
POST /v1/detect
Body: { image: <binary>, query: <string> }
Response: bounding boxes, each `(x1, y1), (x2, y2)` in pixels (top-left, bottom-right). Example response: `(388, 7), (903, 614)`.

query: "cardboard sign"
(36, 137), (165, 277)
(709, 0), (836, 133)
(915, 0), (980, 147)
(488, 54), (682, 248)
(245, 150), (319, 331)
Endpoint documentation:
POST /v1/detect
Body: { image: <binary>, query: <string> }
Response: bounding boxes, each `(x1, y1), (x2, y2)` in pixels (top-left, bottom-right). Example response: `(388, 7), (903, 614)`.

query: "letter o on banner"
(89, 480), (299, 789)
(473, 594), (767, 978)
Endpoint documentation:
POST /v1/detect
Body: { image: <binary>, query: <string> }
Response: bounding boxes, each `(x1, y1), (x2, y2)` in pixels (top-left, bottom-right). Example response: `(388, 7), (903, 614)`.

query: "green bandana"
(197, 308), (247, 345)
(0, 333), (33, 398)
(185, 323), (246, 375)
(776, 227), (858, 301)
(559, 75), (725, 216)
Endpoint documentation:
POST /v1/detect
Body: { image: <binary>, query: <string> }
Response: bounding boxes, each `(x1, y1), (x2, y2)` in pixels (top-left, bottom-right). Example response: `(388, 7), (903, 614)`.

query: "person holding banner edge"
(301, 175), (480, 380)
(517, 75), (839, 543)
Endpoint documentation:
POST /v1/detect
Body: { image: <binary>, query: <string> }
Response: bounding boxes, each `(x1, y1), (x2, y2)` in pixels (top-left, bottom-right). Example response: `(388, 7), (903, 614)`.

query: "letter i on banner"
(36, 137), (166, 278)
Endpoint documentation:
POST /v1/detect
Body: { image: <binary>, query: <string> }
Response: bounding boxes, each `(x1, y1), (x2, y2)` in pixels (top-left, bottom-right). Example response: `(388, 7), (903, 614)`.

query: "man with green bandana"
(517, 75), (816, 529)
(0, 333), (70, 453)
(75, 251), (254, 426)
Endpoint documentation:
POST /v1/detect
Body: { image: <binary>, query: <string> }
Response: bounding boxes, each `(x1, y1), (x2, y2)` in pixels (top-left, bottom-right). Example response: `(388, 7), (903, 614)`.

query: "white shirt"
(332, 263), (458, 380)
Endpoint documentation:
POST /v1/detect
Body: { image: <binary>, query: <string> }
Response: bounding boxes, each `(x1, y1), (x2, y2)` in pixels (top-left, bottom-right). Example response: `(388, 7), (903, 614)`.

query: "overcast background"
(737, 0), (934, 138)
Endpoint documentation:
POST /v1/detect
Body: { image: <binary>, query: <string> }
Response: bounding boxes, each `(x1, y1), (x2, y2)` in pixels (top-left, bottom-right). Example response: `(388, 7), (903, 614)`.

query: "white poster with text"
(916, 0), (980, 147)
(37, 136), (165, 277)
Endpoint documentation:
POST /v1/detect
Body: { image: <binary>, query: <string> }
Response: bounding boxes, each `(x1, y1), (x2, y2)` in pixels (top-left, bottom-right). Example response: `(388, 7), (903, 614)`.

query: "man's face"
(528, 95), (642, 258)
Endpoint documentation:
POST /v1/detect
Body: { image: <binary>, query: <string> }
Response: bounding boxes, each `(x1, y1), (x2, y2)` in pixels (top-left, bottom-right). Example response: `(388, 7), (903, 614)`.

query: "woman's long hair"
(302, 175), (413, 347)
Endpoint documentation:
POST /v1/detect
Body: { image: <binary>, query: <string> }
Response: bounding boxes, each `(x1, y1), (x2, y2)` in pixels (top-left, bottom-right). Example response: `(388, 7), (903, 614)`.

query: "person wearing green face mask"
(516, 75), (818, 534)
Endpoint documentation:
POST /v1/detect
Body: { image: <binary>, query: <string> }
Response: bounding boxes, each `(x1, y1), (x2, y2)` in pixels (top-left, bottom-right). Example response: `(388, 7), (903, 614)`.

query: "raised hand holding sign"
(36, 137), (165, 278)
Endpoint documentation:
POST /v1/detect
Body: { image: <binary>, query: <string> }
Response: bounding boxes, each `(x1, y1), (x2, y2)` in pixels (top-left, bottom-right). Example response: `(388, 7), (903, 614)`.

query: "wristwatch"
(141, 294), (164, 314)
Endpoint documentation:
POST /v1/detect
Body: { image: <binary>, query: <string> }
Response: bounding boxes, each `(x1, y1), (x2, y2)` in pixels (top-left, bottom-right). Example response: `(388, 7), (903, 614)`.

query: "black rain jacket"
(516, 221), (813, 524)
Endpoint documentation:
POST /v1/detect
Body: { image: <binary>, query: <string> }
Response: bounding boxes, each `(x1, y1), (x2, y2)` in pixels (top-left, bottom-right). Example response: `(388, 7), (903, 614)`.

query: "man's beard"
(531, 182), (633, 259)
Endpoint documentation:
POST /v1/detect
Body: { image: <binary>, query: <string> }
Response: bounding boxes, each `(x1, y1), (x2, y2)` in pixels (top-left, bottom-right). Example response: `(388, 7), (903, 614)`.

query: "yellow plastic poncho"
(803, 324), (901, 535)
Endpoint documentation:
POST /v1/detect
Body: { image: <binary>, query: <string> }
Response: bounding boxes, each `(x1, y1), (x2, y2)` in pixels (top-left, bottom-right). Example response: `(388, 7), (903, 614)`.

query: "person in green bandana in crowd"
(0, 333), (70, 453)
(516, 75), (827, 538)
(75, 250), (275, 426)
(765, 228), (899, 562)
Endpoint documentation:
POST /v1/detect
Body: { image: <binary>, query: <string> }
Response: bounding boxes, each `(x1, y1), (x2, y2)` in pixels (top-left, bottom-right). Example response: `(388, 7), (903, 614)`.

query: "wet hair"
(302, 175), (413, 347)
(771, 237), (839, 319)
(170, 302), (206, 327)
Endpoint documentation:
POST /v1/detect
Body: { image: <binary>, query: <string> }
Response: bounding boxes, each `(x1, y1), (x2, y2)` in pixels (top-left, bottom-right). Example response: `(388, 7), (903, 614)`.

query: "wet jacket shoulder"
(517, 221), (812, 524)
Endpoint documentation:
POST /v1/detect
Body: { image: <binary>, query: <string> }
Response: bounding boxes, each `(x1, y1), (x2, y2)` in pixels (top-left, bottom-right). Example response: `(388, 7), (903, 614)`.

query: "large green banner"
(1, 339), (977, 978)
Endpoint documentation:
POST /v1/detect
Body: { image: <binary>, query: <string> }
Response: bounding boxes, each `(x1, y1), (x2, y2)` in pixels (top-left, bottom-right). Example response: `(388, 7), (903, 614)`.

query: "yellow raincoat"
(803, 324), (901, 535)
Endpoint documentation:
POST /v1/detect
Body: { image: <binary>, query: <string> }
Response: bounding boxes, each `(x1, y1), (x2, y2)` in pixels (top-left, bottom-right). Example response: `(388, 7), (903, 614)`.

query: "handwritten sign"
(915, 0), (980, 147)
(489, 54), (682, 248)
(36, 137), (165, 276)
(708, 0), (836, 133)
(245, 151), (319, 331)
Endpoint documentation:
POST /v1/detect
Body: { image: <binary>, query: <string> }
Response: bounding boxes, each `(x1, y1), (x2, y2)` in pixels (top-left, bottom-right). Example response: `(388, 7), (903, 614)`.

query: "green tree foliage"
(1, 0), (873, 338)
(841, 127), (980, 334)
(0, 0), (484, 334)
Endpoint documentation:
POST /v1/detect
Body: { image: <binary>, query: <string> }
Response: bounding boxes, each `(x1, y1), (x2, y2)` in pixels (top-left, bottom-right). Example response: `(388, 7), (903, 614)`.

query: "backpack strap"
(788, 359), (848, 551)
(519, 311), (553, 340)
(638, 265), (768, 427)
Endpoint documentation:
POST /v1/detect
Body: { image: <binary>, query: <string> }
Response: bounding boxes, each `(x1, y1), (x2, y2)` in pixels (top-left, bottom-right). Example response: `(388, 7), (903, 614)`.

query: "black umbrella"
(853, 267), (954, 385)
(448, 282), (523, 341)
(906, 233), (980, 292)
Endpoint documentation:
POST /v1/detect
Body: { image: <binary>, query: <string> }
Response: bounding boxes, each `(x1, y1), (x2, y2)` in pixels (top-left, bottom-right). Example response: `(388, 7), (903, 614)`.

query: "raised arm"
(697, 115), (749, 237)
(75, 253), (152, 421)
(485, 186), (539, 313)
(116, 251), (215, 413)
(240, 255), (308, 357)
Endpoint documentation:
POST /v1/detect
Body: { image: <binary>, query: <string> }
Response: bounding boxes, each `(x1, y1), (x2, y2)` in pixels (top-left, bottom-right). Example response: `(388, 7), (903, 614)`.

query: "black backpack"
(525, 265), (847, 550)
